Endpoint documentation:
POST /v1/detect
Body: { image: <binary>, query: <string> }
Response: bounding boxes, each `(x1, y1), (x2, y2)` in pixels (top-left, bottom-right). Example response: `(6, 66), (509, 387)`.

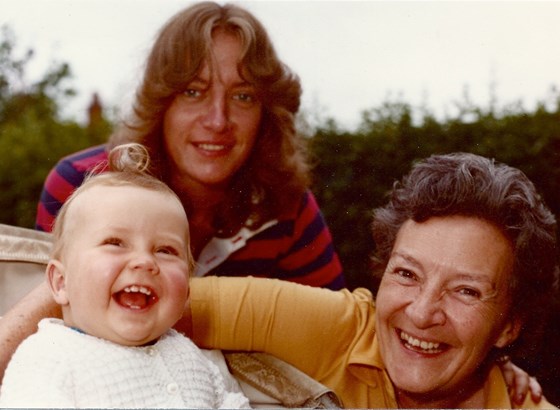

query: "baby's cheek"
(168, 270), (190, 303)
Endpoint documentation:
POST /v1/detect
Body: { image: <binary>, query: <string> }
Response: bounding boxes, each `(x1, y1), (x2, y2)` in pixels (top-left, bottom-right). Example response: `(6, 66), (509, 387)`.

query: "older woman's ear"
(46, 260), (69, 306)
(494, 318), (522, 348)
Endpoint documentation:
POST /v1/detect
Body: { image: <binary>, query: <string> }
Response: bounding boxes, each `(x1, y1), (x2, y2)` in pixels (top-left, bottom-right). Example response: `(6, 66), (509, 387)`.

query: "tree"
(0, 26), (110, 228)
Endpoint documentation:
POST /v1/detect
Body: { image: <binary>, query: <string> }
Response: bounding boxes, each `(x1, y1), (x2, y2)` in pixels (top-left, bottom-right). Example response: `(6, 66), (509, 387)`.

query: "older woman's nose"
(405, 286), (446, 328)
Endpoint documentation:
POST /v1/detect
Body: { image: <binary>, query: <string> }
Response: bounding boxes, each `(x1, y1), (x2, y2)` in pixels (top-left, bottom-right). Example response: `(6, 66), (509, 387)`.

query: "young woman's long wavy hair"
(109, 1), (309, 235)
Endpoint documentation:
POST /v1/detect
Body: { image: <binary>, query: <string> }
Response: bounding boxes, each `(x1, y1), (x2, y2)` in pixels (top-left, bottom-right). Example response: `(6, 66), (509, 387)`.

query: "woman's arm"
(186, 276), (368, 379)
(0, 282), (61, 382)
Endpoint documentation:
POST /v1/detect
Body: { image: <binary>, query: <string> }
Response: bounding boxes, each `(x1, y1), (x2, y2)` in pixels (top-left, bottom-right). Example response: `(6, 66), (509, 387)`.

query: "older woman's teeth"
(400, 331), (441, 352)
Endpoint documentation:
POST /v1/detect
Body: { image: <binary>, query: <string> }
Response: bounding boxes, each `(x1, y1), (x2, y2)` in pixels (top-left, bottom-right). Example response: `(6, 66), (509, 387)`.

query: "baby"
(0, 144), (250, 408)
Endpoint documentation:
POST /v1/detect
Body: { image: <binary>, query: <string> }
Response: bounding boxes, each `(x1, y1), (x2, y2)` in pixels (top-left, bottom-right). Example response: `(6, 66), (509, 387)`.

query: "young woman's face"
(162, 30), (262, 192)
(48, 185), (190, 346)
(375, 216), (519, 403)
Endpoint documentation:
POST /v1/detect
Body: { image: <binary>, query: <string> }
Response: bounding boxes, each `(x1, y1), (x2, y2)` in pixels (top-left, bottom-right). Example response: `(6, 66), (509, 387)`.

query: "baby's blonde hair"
(51, 143), (195, 273)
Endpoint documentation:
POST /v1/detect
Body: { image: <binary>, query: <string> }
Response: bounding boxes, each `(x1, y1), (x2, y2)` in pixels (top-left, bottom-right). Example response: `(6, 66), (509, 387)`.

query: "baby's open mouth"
(113, 285), (158, 310)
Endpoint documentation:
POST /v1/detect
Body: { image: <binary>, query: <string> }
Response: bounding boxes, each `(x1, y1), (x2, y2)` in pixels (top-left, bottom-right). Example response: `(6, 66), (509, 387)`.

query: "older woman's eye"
(458, 287), (481, 299)
(395, 269), (417, 281)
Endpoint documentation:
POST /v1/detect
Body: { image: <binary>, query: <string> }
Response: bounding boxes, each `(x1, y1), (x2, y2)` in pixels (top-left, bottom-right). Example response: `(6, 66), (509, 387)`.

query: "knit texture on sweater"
(0, 318), (250, 408)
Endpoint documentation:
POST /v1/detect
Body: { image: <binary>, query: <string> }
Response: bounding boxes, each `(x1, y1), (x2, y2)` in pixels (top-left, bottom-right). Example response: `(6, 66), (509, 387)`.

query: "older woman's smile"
(398, 330), (446, 354)
(376, 216), (517, 400)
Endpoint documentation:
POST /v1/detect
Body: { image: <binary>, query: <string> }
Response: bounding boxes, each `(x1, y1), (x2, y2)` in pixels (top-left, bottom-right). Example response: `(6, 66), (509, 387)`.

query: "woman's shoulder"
(276, 190), (320, 220)
(38, 144), (110, 231)
(56, 144), (108, 170)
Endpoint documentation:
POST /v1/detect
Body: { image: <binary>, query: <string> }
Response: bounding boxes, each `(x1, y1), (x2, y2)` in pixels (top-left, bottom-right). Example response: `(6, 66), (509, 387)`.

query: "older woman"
(183, 152), (557, 408)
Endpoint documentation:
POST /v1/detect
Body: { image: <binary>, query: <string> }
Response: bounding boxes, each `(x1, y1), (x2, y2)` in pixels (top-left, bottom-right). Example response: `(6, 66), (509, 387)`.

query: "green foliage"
(0, 26), (110, 228)
(311, 95), (560, 291)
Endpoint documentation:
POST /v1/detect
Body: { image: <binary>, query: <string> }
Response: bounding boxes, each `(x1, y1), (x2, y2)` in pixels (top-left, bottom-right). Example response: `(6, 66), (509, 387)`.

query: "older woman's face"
(163, 30), (262, 191)
(375, 216), (520, 400)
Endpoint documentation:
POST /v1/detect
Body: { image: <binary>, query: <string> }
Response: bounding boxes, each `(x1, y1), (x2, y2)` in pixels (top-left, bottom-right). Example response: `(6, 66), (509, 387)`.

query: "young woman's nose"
(202, 93), (229, 132)
(405, 286), (446, 328)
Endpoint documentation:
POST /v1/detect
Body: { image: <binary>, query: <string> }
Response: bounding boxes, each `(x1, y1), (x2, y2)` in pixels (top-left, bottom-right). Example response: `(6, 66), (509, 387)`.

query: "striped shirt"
(36, 145), (345, 290)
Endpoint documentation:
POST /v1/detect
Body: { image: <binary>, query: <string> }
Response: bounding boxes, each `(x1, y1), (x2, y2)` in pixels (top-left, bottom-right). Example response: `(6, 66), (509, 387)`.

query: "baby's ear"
(46, 260), (69, 305)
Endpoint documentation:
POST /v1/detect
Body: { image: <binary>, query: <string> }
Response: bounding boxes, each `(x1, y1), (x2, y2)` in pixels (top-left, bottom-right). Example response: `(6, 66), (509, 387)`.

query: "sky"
(2, 0), (560, 130)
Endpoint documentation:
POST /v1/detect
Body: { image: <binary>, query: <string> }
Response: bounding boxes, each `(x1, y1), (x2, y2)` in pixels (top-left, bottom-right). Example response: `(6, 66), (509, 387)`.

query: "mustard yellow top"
(190, 276), (555, 409)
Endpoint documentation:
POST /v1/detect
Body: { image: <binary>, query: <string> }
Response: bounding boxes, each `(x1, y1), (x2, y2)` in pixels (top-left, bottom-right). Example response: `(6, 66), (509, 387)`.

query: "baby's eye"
(156, 246), (179, 256)
(102, 237), (123, 247)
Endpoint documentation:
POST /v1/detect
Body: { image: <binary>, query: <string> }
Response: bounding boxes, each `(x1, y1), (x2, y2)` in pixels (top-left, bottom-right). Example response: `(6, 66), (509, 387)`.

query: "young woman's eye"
(183, 88), (202, 98)
(233, 92), (254, 103)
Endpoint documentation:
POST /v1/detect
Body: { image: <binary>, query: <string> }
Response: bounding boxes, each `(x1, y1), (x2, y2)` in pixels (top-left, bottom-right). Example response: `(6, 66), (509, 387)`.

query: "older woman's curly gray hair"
(372, 152), (558, 356)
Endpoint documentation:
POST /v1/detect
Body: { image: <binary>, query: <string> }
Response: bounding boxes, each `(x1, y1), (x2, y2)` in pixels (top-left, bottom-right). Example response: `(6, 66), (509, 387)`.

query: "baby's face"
(50, 185), (191, 346)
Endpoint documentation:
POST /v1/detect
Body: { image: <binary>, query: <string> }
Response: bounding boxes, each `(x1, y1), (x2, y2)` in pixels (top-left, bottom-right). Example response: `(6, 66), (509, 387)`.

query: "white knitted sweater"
(0, 318), (250, 408)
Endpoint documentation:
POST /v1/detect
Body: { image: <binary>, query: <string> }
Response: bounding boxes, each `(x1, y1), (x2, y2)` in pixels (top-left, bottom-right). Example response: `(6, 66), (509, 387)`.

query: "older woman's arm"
(185, 276), (363, 379)
(0, 282), (61, 383)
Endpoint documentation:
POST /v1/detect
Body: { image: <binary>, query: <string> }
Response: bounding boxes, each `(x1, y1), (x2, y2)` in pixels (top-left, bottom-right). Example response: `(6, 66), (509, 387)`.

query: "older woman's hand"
(499, 359), (542, 404)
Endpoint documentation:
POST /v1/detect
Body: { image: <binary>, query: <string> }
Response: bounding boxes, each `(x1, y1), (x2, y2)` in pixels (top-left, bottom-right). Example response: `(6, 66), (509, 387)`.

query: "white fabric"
(0, 224), (51, 314)
(195, 219), (277, 276)
(0, 318), (250, 409)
